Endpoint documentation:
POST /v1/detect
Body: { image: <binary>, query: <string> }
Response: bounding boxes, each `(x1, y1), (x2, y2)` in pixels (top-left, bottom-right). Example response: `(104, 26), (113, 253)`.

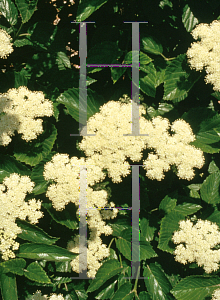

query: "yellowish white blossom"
(79, 100), (204, 182)
(0, 29), (13, 59)
(0, 173), (43, 260)
(31, 291), (64, 300)
(212, 289), (220, 300)
(186, 20), (220, 91)
(0, 86), (54, 146)
(43, 153), (118, 277)
(172, 219), (220, 273)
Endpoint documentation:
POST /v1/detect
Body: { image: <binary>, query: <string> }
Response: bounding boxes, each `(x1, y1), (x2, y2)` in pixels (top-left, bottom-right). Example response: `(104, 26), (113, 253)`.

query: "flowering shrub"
(1, 1), (220, 300)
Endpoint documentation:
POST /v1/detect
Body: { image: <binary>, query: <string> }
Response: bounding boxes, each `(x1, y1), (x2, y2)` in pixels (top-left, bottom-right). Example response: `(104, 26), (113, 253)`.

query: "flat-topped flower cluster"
(172, 219), (220, 273)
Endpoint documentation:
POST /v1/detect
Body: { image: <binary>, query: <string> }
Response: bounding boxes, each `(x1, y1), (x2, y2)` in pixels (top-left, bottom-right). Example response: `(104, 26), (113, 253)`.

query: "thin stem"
(160, 52), (176, 61)
(108, 237), (115, 248)
(13, 23), (23, 42)
(133, 265), (140, 291)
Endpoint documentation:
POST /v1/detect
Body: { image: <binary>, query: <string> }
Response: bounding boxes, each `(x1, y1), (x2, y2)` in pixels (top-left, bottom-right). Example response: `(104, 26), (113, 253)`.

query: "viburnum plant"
(1, 0), (220, 300)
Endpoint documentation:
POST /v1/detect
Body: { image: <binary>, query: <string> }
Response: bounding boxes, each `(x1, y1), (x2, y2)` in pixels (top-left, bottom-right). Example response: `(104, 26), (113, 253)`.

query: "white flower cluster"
(43, 153), (118, 277)
(0, 86), (54, 146)
(212, 289), (220, 300)
(0, 173), (43, 260)
(186, 20), (220, 91)
(31, 291), (64, 300)
(172, 219), (220, 273)
(0, 29), (13, 59)
(79, 100), (204, 182)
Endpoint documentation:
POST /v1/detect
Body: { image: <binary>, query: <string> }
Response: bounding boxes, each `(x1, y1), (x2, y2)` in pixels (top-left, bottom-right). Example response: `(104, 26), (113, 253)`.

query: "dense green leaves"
(87, 260), (123, 293)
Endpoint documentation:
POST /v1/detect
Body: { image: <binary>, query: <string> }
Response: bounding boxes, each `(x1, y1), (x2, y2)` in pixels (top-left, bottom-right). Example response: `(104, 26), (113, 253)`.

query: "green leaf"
(86, 41), (122, 73)
(208, 160), (220, 174)
(191, 115), (220, 153)
(163, 54), (200, 102)
(110, 219), (131, 237)
(15, 0), (38, 24)
(14, 70), (28, 88)
(116, 228), (157, 261)
(138, 291), (152, 300)
(158, 211), (185, 253)
(200, 172), (220, 204)
(76, 0), (108, 22)
(24, 262), (51, 284)
(207, 211), (220, 228)
(56, 87), (105, 125)
(13, 121), (57, 167)
(140, 217), (157, 242)
(141, 35), (163, 55)
(30, 151), (57, 195)
(55, 261), (72, 273)
(17, 243), (78, 261)
(0, 154), (31, 183)
(154, 57), (167, 87)
(159, 195), (177, 214)
(182, 4), (199, 32)
(0, 0), (18, 26)
(87, 259), (122, 293)
(13, 38), (33, 47)
(0, 258), (26, 276)
(111, 65), (126, 84)
(139, 63), (157, 97)
(16, 219), (59, 245)
(56, 51), (71, 70)
(111, 282), (134, 300)
(123, 51), (152, 65)
(171, 276), (220, 300)
(42, 203), (79, 230)
(157, 103), (174, 116)
(0, 272), (18, 300)
(143, 263), (173, 300)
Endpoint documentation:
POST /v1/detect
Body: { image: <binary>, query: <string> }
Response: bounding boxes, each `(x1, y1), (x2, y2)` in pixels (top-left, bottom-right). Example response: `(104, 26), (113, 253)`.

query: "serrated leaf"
(123, 51), (152, 65)
(16, 219), (59, 245)
(24, 262), (51, 283)
(200, 172), (220, 204)
(157, 103), (174, 115)
(182, 4), (199, 32)
(141, 35), (163, 55)
(30, 151), (57, 195)
(56, 51), (71, 70)
(87, 259), (122, 293)
(143, 263), (173, 300)
(55, 261), (72, 273)
(15, 0), (38, 24)
(13, 38), (33, 47)
(13, 121), (57, 167)
(0, 258), (26, 276)
(111, 282), (134, 300)
(158, 211), (185, 253)
(17, 243), (78, 261)
(56, 87), (105, 125)
(140, 217), (157, 242)
(76, 0), (108, 22)
(0, 272), (18, 300)
(139, 63), (157, 97)
(0, 0), (18, 25)
(42, 203), (79, 230)
(116, 228), (157, 261)
(163, 54), (200, 102)
(171, 276), (220, 300)
(208, 160), (220, 174)
(159, 195), (177, 214)
(0, 154), (31, 183)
